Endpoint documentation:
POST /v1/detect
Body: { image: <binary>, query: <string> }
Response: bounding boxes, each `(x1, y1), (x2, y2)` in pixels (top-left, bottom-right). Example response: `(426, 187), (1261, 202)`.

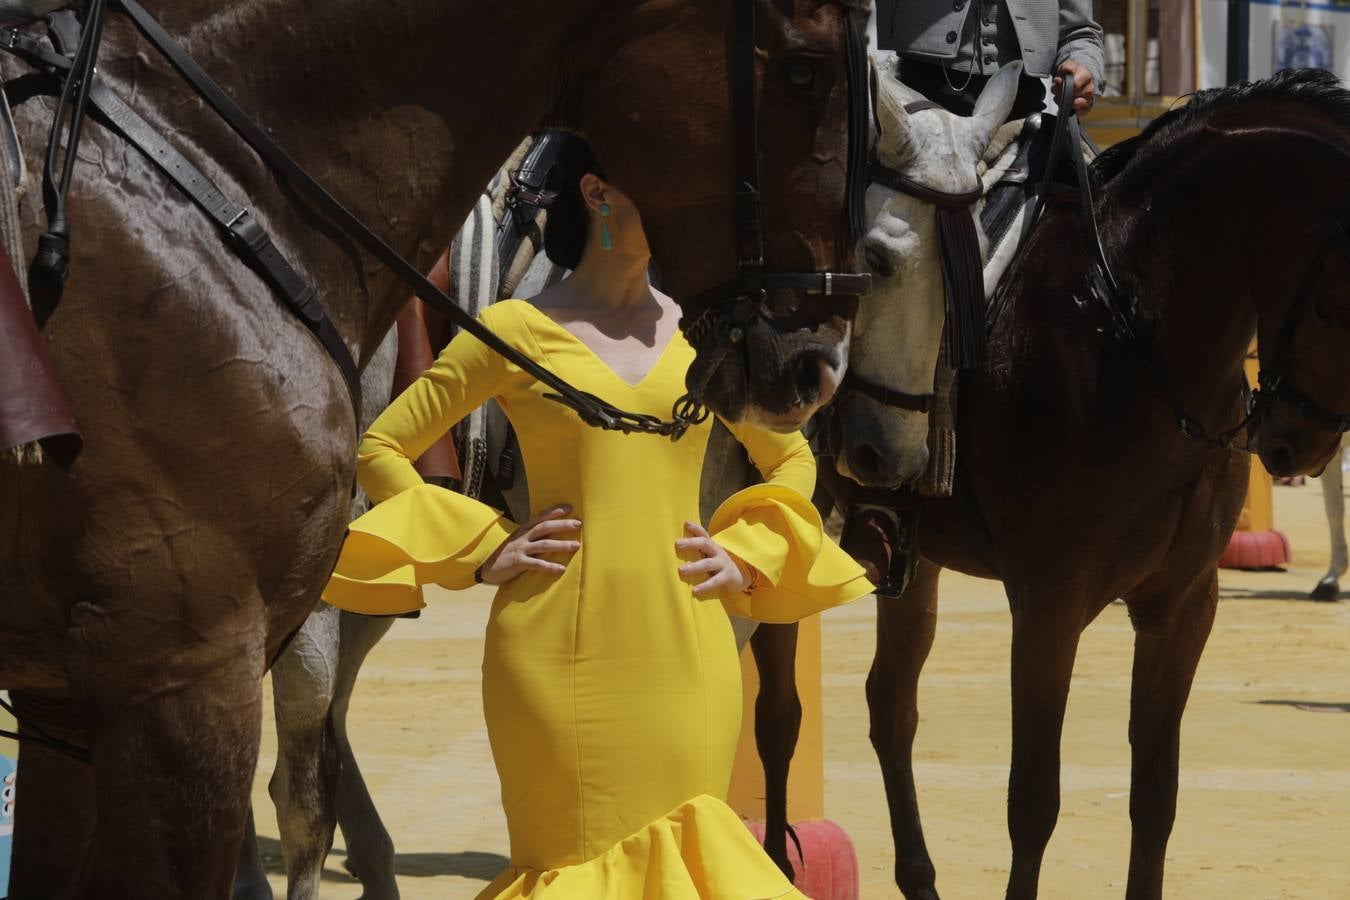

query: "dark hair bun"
(543, 133), (607, 270)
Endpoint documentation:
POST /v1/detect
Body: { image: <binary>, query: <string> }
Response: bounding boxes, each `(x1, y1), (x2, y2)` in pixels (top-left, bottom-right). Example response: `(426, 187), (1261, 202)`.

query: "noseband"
(842, 98), (986, 416)
(675, 0), (873, 424)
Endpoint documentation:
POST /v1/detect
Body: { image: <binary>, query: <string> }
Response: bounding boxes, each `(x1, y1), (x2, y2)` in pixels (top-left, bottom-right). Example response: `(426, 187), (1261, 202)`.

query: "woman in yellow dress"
(323, 135), (873, 899)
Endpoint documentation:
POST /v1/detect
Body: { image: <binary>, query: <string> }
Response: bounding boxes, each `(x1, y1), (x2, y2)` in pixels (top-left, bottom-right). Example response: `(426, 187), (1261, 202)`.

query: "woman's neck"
(562, 250), (657, 313)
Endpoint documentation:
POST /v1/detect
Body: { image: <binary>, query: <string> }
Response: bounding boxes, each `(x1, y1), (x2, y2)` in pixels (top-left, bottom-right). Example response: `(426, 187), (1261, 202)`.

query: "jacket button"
(945, 30), (957, 43)
(984, 54), (996, 65)
(953, 0), (964, 9)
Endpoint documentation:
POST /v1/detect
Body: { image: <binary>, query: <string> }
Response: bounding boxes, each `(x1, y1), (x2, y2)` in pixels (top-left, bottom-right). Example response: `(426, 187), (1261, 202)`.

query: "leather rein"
(3, 0), (872, 441)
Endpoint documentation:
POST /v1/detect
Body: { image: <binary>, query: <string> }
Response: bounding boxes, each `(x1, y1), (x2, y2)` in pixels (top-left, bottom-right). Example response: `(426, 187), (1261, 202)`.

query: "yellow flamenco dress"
(323, 299), (873, 899)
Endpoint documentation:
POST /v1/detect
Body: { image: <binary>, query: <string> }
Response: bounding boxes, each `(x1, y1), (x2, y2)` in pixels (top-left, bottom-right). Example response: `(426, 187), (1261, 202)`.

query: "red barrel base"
(745, 819), (859, 900)
(1218, 529), (1291, 570)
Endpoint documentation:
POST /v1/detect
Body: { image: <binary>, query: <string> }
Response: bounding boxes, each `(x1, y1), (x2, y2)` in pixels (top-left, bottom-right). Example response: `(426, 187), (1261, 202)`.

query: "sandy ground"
(234, 475), (1350, 899)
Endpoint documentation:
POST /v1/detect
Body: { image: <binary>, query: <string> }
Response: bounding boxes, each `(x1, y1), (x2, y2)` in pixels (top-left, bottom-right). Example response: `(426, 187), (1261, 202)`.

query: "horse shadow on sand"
(254, 835), (509, 882)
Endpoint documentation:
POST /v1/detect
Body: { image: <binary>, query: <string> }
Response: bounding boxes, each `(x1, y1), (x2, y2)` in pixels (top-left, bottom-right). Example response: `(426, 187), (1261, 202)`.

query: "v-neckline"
(516, 301), (681, 390)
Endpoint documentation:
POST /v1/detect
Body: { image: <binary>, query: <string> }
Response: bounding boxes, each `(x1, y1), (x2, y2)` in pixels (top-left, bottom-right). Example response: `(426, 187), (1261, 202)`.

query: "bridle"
(3, 0), (873, 444)
(841, 97), (986, 417)
(674, 0), (873, 426)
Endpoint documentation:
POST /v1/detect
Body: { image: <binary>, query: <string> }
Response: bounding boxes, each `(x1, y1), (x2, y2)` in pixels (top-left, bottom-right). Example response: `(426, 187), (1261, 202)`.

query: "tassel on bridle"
(934, 203), (986, 369)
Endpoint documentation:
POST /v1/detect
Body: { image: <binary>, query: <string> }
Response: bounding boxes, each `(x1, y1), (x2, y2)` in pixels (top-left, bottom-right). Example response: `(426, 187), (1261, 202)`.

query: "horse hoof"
(1310, 577), (1341, 601)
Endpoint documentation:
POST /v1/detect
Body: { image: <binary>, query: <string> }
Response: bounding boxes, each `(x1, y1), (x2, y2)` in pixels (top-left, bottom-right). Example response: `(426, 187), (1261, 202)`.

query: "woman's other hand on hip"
(480, 505), (581, 584)
(676, 521), (755, 597)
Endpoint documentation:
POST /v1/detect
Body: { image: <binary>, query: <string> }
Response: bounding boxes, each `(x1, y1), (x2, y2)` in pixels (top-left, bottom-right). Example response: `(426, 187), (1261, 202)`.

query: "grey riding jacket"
(876, 0), (1104, 89)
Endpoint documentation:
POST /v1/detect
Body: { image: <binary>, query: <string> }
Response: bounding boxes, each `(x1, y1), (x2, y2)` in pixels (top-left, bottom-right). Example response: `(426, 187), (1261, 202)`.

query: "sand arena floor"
(247, 477), (1350, 899)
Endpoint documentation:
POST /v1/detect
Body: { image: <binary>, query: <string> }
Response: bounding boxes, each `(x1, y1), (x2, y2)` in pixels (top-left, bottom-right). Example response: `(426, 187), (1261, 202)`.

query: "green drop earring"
(599, 203), (613, 251)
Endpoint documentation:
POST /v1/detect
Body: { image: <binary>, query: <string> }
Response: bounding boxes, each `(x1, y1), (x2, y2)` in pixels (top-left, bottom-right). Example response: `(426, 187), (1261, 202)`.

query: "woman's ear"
(578, 173), (607, 212)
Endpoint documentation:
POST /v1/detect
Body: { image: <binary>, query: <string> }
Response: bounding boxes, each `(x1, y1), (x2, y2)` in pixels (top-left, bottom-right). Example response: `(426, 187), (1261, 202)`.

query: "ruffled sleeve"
(322, 308), (521, 615)
(710, 422), (873, 622)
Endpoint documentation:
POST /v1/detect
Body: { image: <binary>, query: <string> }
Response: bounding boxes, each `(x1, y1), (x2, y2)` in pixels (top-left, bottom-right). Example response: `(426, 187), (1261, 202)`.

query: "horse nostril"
(1263, 437), (1296, 477)
(794, 354), (825, 405)
(851, 442), (886, 482)
(1267, 444), (1295, 477)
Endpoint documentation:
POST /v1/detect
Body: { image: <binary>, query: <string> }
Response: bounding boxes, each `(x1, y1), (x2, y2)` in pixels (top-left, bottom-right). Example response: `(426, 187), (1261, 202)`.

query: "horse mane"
(1093, 67), (1350, 182)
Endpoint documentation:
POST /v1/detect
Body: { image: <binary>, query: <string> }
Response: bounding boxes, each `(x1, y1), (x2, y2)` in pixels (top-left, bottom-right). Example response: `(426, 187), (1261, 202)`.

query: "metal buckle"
(224, 207), (249, 229)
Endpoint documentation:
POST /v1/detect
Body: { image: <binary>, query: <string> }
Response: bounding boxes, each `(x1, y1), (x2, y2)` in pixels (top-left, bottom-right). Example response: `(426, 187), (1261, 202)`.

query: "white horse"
(1312, 434), (1348, 600)
(830, 54), (1023, 486)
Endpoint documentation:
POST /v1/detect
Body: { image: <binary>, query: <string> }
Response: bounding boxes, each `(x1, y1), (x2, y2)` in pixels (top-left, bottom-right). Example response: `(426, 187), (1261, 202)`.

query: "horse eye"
(783, 58), (817, 90)
(864, 244), (893, 278)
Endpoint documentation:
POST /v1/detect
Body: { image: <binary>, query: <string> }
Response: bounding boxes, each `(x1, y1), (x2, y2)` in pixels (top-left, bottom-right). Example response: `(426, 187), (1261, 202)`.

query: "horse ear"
(870, 51), (927, 131)
(968, 61), (1023, 150)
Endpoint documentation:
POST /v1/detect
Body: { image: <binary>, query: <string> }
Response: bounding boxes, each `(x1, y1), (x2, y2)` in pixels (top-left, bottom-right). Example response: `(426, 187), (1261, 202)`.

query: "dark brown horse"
(760, 68), (1350, 899)
(0, 1), (867, 896)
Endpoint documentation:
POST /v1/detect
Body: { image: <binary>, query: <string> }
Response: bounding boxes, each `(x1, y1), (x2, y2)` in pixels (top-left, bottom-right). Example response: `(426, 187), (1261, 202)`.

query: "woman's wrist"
(732, 556), (759, 594)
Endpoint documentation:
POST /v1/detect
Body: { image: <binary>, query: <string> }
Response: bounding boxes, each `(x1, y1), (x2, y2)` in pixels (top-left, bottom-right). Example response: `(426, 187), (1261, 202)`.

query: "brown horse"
(0, 1), (867, 896)
(761, 68), (1350, 899)
(865, 68), (1350, 900)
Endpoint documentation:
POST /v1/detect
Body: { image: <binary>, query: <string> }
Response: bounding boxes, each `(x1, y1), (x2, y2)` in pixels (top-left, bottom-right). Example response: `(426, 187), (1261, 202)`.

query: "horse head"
(1250, 210), (1350, 476)
(581, 0), (870, 431)
(831, 55), (1020, 487)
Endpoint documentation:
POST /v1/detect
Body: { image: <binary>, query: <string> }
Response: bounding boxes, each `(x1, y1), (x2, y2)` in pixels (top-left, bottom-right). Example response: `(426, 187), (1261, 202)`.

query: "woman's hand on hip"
(676, 521), (754, 597)
(479, 505), (581, 584)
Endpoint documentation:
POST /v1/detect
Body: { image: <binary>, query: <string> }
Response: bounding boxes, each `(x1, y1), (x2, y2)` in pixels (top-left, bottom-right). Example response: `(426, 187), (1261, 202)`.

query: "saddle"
(388, 131), (566, 515)
(906, 107), (1095, 502)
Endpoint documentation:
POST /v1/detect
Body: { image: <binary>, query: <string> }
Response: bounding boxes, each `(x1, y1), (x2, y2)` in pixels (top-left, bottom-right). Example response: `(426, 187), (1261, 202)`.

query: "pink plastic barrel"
(1218, 529), (1291, 569)
(745, 818), (859, 900)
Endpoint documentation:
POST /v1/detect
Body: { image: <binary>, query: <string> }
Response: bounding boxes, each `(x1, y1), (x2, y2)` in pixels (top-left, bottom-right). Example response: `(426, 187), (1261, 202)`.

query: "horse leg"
(73, 642), (264, 898)
(1004, 592), (1085, 900)
(749, 621), (801, 880)
(1123, 574), (1217, 900)
(233, 808), (275, 900)
(1313, 442), (1346, 600)
(268, 603), (342, 900)
(6, 692), (96, 900)
(867, 559), (941, 900)
(332, 610), (399, 900)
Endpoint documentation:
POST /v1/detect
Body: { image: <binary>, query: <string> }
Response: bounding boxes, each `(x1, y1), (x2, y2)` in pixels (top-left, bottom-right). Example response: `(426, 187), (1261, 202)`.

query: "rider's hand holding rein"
(479, 505), (582, 584)
(677, 520), (755, 597)
(1054, 59), (1097, 113)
